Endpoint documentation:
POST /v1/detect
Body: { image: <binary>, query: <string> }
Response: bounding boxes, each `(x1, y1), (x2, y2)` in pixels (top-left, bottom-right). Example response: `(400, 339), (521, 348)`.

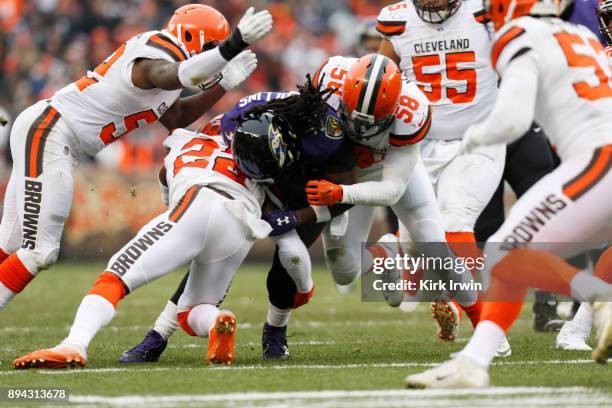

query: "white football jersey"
(163, 129), (264, 217)
(315, 55), (431, 176)
(377, 0), (498, 140)
(494, 17), (612, 160)
(52, 30), (185, 155)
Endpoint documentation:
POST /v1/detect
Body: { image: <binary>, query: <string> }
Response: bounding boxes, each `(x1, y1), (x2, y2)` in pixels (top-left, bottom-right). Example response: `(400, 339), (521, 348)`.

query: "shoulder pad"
(389, 82), (432, 146)
(142, 30), (188, 63)
(377, 2), (408, 37)
(164, 128), (196, 148)
(491, 20), (530, 72)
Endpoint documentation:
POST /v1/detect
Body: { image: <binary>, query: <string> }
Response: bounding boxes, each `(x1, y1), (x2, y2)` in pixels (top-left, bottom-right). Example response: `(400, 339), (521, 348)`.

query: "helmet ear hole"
(184, 31), (193, 42)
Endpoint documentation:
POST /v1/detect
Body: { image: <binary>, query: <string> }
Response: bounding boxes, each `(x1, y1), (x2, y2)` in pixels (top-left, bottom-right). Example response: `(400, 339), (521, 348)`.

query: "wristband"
(312, 205), (331, 223)
(218, 28), (249, 61)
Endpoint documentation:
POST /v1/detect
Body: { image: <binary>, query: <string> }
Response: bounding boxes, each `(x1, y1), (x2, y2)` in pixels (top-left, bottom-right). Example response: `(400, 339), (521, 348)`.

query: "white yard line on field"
(0, 320), (409, 333)
(168, 340), (351, 349)
(66, 388), (610, 408)
(0, 359), (602, 376)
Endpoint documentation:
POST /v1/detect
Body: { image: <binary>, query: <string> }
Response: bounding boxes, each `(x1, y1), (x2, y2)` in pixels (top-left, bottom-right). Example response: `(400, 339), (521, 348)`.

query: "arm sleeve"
(340, 144), (419, 206)
(467, 54), (538, 147)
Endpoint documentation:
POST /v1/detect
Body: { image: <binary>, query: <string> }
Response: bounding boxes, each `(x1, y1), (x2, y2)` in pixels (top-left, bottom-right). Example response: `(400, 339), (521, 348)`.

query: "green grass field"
(0, 263), (610, 407)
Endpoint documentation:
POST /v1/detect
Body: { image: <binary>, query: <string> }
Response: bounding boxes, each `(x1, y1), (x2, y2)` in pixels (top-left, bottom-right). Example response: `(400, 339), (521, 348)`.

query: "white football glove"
(219, 50), (258, 91)
(237, 7), (273, 44)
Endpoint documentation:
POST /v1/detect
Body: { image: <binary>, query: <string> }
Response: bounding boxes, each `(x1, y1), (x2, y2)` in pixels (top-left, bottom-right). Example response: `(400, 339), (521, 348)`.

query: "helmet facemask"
(340, 102), (394, 141)
(413, 0), (462, 23)
(598, 1), (612, 46)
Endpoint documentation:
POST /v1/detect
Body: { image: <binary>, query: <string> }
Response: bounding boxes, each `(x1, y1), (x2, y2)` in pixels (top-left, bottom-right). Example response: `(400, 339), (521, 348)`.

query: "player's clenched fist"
(237, 7), (274, 44)
(305, 180), (344, 206)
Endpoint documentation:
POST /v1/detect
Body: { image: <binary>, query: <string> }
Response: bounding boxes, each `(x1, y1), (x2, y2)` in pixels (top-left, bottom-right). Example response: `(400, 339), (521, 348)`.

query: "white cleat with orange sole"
(405, 356), (490, 389)
(431, 300), (460, 342)
(12, 343), (87, 369)
(206, 310), (237, 365)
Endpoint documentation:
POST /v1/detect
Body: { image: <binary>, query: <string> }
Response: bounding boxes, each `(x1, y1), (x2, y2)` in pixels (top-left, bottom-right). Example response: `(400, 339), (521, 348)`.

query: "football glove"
(219, 50), (258, 90)
(262, 210), (299, 236)
(237, 7), (273, 44)
(305, 180), (344, 206)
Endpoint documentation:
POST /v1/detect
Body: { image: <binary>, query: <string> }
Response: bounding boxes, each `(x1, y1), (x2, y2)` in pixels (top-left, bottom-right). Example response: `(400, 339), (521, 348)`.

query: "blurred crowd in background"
(0, 0), (392, 172)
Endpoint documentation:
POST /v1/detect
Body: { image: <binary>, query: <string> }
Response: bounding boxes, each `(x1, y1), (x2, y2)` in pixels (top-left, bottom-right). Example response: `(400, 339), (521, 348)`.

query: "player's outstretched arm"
(461, 55), (538, 153)
(306, 145), (418, 207)
(132, 7), (272, 91)
(159, 51), (258, 130)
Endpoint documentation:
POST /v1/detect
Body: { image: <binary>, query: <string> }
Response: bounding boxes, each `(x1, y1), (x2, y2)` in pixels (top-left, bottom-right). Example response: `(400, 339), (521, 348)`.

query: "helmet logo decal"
(268, 124), (287, 167)
(325, 116), (344, 139)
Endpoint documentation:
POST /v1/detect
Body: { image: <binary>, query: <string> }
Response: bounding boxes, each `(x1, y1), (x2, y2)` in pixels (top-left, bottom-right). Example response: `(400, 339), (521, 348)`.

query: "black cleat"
(262, 323), (289, 360)
(533, 291), (565, 332)
(118, 330), (168, 363)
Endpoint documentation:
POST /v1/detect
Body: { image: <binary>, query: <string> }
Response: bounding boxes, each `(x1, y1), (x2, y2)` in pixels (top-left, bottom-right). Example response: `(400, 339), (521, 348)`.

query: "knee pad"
(278, 247), (312, 293)
(88, 272), (128, 308)
(325, 247), (359, 286)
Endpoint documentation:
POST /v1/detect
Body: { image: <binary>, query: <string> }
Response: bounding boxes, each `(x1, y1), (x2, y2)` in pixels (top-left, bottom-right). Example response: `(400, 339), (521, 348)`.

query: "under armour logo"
(277, 216), (290, 226)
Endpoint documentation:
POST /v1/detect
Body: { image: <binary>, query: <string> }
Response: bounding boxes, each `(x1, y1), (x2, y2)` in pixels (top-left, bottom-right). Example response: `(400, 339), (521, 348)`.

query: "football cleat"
(206, 310), (237, 365)
(431, 300), (460, 341)
(533, 291), (564, 332)
(13, 344), (87, 370)
(494, 336), (512, 358)
(556, 320), (592, 351)
(592, 302), (612, 363)
(405, 356), (490, 389)
(118, 330), (168, 363)
(262, 323), (289, 360)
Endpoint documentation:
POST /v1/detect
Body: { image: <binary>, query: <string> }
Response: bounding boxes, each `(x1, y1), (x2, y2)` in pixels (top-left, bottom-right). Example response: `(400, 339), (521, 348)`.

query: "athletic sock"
(0, 248), (9, 263)
(63, 294), (116, 352)
(267, 301), (291, 327)
(458, 320), (506, 368)
(568, 302), (593, 332)
(0, 254), (35, 310)
(153, 301), (179, 340)
(0, 281), (16, 310)
(445, 232), (482, 323)
(186, 304), (220, 337)
(459, 300), (482, 328)
(570, 272), (612, 301)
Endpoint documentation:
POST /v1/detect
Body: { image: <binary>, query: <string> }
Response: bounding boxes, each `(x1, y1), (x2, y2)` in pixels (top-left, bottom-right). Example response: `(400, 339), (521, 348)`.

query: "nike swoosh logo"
(436, 374), (449, 381)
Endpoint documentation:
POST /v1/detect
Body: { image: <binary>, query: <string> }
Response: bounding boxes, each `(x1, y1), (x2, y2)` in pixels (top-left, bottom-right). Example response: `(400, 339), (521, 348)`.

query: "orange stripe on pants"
(0, 253), (34, 293)
(563, 145), (612, 201)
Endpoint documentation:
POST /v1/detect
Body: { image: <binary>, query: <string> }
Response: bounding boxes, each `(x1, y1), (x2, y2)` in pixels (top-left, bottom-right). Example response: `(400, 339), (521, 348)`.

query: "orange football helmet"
(166, 4), (230, 57)
(341, 54), (402, 140)
(488, 0), (573, 30)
